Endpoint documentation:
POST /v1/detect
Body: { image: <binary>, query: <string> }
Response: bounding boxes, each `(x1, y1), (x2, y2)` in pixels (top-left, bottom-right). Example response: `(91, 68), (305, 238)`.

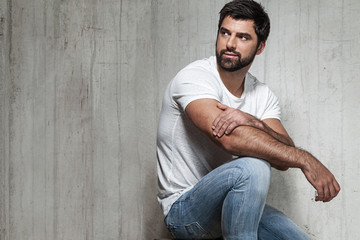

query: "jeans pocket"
(167, 221), (210, 239)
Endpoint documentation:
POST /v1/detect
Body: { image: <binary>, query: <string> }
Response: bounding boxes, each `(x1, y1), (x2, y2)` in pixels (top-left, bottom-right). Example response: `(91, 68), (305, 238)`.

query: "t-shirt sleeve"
(170, 67), (221, 111)
(260, 88), (281, 121)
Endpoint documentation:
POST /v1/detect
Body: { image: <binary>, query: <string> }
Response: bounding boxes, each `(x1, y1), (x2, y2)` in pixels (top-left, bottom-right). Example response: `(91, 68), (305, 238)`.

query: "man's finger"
(213, 115), (227, 135)
(330, 178), (341, 200)
(217, 122), (230, 137)
(225, 122), (238, 135)
(315, 187), (324, 201)
(213, 111), (233, 133)
(322, 185), (330, 202)
(217, 102), (228, 110)
(212, 110), (230, 130)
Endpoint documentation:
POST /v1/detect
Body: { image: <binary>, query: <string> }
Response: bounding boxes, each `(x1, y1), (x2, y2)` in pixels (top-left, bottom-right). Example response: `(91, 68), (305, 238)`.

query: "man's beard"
(216, 48), (257, 72)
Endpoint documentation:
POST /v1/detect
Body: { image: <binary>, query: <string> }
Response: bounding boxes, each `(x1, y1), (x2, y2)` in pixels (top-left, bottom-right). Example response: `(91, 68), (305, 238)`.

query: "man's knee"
(225, 157), (271, 195)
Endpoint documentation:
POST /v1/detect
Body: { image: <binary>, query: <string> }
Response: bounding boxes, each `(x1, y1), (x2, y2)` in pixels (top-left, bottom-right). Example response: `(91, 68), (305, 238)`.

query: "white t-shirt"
(157, 56), (281, 216)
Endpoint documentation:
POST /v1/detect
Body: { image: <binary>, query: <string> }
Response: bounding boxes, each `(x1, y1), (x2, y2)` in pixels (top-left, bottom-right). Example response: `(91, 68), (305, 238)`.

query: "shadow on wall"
(267, 169), (295, 209)
(143, 167), (172, 239)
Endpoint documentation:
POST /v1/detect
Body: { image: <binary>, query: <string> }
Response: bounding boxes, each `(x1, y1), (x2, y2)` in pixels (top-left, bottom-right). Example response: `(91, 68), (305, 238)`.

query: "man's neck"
(217, 64), (251, 98)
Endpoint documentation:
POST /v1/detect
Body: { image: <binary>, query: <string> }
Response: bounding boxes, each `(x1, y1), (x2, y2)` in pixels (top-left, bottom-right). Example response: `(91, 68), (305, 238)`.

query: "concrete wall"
(1, 0), (359, 239)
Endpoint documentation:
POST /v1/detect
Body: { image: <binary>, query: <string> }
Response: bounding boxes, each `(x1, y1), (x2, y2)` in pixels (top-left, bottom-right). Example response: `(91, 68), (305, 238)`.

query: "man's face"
(216, 16), (263, 72)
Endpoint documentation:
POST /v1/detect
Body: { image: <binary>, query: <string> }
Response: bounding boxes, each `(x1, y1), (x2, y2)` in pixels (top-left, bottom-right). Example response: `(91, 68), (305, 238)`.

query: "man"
(156, 0), (340, 239)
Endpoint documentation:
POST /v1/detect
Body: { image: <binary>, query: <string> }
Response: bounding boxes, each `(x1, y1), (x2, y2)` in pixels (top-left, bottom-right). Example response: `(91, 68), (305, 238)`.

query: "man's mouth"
(221, 50), (240, 59)
(224, 53), (238, 58)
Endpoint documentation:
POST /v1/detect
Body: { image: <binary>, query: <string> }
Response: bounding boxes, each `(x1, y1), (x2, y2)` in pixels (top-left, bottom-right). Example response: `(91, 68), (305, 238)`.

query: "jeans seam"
(229, 165), (250, 191)
(167, 221), (211, 238)
(258, 222), (284, 240)
(230, 169), (248, 210)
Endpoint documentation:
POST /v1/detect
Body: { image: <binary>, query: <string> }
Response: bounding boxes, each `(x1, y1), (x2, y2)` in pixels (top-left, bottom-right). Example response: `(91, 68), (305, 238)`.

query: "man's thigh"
(165, 157), (271, 239)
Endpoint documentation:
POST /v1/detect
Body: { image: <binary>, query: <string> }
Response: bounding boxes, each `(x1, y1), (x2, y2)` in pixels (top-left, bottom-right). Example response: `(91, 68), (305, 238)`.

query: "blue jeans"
(165, 157), (312, 240)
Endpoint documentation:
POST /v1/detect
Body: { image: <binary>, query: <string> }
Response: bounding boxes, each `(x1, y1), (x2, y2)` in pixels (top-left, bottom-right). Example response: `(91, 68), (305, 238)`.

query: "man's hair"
(218, 0), (270, 43)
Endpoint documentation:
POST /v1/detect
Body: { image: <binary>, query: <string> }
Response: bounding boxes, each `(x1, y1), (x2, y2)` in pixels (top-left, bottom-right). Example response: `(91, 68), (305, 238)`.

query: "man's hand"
(212, 103), (295, 147)
(300, 153), (341, 202)
(212, 103), (258, 137)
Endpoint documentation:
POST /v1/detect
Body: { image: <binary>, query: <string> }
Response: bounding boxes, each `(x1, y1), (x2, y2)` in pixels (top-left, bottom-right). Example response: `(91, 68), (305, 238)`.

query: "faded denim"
(165, 157), (312, 240)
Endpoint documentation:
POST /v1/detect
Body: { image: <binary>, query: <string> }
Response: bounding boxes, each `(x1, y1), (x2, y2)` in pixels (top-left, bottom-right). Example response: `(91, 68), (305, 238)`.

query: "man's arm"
(212, 102), (295, 147)
(186, 98), (340, 202)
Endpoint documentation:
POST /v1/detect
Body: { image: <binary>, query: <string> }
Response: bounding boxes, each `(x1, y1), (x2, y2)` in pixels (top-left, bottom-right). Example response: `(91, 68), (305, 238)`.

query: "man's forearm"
(215, 125), (340, 202)
(212, 103), (294, 147)
(217, 125), (299, 168)
(247, 118), (295, 147)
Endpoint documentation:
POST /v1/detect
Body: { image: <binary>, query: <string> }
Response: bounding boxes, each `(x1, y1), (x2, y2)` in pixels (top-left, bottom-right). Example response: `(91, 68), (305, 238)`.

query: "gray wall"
(1, 0), (359, 239)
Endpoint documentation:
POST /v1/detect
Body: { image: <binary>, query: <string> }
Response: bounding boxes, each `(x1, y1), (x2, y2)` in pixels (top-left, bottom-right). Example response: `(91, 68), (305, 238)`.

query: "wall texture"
(1, 0), (359, 239)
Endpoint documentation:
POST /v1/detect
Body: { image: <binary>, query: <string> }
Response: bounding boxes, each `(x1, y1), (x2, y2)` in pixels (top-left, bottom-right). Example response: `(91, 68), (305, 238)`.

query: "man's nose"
(226, 36), (236, 50)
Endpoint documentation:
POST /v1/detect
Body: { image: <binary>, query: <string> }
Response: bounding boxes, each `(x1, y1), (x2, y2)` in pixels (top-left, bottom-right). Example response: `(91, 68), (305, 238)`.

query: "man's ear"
(256, 41), (266, 55)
